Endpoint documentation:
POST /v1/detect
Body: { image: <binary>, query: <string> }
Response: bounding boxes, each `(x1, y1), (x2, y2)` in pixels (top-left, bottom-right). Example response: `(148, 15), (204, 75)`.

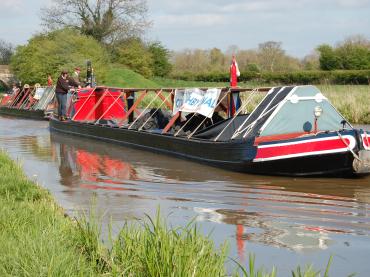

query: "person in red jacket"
(55, 70), (79, 121)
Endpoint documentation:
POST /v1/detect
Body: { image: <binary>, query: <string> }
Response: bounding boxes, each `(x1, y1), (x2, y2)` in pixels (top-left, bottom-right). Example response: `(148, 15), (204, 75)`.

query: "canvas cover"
(260, 86), (345, 136)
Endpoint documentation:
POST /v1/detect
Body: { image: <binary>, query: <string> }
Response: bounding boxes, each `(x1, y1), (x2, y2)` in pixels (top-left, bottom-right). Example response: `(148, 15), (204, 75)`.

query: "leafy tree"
(0, 39), (13, 65)
(117, 38), (153, 78)
(317, 36), (370, 70)
(10, 29), (110, 84)
(209, 48), (225, 69)
(246, 63), (260, 72)
(148, 42), (172, 77)
(317, 44), (340, 70)
(336, 38), (370, 69)
(41, 0), (149, 44)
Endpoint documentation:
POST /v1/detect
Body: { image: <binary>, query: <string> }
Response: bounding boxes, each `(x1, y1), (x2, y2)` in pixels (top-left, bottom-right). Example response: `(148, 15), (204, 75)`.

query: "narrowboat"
(49, 85), (370, 177)
(0, 85), (55, 120)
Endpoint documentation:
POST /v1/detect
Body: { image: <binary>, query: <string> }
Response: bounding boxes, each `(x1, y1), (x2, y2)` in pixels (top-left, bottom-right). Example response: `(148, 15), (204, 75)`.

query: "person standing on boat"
(228, 56), (242, 117)
(47, 74), (53, 86)
(11, 83), (20, 95)
(55, 70), (79, 121)
(72, 67), (82, 87)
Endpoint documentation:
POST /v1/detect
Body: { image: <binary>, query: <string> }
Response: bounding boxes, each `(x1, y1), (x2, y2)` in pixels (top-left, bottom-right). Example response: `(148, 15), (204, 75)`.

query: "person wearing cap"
(55, 70), (79, 121)
(72, 67), (82, 87)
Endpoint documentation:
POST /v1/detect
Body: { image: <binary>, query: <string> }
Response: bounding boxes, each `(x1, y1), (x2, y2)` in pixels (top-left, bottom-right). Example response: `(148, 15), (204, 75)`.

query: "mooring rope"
(336, 131), (364, 163)
(214, 88), (259, 141)
(138, 90), (174, 131)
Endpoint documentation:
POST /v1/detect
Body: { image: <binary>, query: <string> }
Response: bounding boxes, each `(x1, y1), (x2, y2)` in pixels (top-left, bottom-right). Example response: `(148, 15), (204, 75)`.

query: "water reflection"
(1, 116), (370, 276)
(58, 142), (137, 189)
(50, 133), (370, 249)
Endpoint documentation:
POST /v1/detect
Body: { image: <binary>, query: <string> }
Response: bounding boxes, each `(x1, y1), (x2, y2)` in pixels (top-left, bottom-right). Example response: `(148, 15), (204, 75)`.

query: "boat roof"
(228, 85), (344, 140)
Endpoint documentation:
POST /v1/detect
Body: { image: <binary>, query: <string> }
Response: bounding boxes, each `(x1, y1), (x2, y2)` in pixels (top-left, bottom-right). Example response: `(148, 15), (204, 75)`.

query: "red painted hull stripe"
(362, 134), (370, 149)
(255, 137), (351, 160)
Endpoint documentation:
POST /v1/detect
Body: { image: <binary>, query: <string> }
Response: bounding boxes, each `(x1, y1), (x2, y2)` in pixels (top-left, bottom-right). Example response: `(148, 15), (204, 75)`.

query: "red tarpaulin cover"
(73, 87), (126, 121)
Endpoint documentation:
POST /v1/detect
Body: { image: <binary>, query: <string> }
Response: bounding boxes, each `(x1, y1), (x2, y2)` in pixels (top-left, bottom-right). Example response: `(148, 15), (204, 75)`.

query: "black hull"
(49, 119), (356, 177)
(0, 107), (47, 120)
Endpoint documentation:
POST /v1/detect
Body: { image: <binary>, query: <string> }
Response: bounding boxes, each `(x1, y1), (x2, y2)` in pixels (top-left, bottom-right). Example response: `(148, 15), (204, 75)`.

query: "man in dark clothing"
(55, 70), (79, 121)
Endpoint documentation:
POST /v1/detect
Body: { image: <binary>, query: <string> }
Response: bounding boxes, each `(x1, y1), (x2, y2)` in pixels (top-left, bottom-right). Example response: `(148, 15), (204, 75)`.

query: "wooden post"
(162, 112), (180, 134)
(118, 91), (147, 127)
(83, 88), (108, 121)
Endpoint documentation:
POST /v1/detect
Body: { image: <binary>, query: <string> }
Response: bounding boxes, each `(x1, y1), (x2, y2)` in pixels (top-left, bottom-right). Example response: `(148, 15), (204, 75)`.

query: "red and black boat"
(0, 85), (55, 120)
(49, 85), (370, 177)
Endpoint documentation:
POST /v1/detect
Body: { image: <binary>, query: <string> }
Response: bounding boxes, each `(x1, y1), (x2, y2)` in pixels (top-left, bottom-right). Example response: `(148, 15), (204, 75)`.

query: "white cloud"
(155, 13), (228, 28)
(0, 0), (23, 13)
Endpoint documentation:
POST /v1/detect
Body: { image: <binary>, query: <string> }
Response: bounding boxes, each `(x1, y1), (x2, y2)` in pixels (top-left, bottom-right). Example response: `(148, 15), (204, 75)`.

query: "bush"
(170, 70), (370, 85)
(116, 38), (153, 78)
(10, 28), (110, 85)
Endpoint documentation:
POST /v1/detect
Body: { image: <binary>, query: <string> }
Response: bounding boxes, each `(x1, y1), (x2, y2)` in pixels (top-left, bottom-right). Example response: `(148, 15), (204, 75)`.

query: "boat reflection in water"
(58, 143), (137, 191)
(50, 132), (370, 270)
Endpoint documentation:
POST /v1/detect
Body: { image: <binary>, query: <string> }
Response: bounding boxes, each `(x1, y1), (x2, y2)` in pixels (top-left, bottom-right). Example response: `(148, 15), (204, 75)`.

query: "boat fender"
(353, 150), (370, 174)
(354, 129), (363, 151)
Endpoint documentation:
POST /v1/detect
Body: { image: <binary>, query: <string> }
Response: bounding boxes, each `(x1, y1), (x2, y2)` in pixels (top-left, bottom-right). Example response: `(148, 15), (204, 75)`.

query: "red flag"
(230, 55), (240, 87)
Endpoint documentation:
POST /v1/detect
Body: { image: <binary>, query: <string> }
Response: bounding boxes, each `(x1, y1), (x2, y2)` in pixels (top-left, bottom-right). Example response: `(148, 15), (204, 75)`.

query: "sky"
(0, 0), (369, 58)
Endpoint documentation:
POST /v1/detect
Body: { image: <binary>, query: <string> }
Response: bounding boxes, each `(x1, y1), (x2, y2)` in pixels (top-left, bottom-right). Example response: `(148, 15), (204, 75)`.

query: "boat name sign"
(173, 88), (221, 118)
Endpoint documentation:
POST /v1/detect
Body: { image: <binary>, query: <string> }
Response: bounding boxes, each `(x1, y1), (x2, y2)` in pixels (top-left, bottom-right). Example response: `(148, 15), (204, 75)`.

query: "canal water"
(1, 115), (370, 276)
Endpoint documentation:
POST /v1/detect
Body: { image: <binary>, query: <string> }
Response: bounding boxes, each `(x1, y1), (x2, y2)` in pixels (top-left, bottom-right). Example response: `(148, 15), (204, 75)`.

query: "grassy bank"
(0, 151), (230, 276)
(0, 151), (334, 276)
(0, 152), (96, 276)
(318, 85), (370, 124)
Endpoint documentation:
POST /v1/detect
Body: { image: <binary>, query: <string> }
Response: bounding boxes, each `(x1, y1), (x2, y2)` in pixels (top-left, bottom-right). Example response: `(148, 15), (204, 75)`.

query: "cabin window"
(260, 99), (345, 136)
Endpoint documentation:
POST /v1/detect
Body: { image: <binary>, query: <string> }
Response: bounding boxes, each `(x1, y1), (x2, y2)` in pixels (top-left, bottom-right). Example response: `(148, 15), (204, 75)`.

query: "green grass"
(0, 151), (97, 276)
(318, 85), (370, 124)
(0, 151), (337, 276)
(153, 77), (228, 88)
(103, 66), (158, 88)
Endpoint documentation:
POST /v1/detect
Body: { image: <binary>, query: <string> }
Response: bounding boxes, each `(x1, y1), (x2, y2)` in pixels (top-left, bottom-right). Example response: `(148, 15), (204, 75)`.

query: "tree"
(317, 36), (370, 70)
(0, 39), (13, 65)
(317, 44), (340, 70)
(41, 0), (149, 44)
(336, 36), (370, 70)
(116, 38), (153, 78)
(302, 52), (320, 70)
(10, 29), (110, 84)
(148, 42), (172, 77)
(257, 41), (285, 72)
(209, 48), (225, 70)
